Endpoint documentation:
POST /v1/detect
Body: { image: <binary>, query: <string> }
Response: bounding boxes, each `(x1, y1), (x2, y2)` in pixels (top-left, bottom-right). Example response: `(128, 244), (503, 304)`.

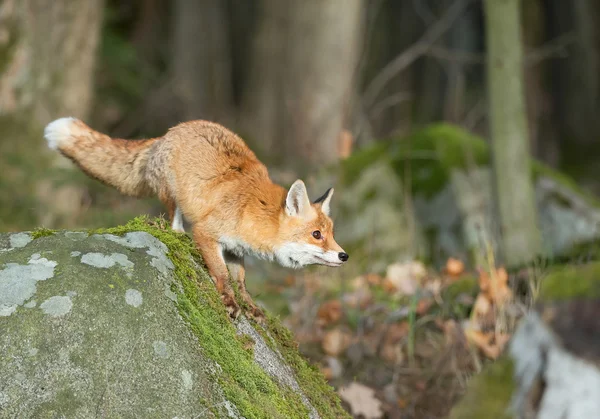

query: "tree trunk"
(0, 0), (104, 229)
(522, 0), (560, 167)
(240, 0), (364, 172)
(548, 0), (600, 149)
(237, 0), (287, 160)
(171, 0), (234, 124)
(484, 0), (541, 266)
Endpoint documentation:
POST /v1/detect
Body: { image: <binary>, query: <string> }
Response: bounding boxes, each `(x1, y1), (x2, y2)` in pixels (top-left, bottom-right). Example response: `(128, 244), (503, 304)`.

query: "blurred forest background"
(2, 0), (600, 417)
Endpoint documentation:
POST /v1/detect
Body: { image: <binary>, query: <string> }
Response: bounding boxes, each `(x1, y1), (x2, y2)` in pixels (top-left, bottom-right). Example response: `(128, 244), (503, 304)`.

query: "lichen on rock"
(0, 217), (348, 418)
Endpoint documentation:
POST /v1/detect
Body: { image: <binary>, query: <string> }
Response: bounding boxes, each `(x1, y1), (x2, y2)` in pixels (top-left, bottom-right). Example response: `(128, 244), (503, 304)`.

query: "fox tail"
(44, 117), (159, 197)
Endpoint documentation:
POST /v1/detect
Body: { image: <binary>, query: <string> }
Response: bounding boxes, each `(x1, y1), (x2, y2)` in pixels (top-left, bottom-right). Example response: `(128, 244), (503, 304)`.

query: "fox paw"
(245, 304), (266, 325)
(221, 293), (241, 320)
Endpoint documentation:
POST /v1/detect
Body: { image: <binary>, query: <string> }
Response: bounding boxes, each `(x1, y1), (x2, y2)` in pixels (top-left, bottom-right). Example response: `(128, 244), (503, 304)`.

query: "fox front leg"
(224, 251), (265, 324)
(192, 227), (240, 319)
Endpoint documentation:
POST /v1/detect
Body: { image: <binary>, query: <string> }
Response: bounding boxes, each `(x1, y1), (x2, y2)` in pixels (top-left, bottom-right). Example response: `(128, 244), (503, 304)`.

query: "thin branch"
(524, 33), (574, 66)
(424, 33), (575, 66)
(369, 92), (412, 120)
(362, 0), (474, 107)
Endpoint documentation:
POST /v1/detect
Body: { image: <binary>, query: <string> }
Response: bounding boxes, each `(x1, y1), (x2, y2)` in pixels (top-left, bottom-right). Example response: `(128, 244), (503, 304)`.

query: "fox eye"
(312, 230), (322, 240)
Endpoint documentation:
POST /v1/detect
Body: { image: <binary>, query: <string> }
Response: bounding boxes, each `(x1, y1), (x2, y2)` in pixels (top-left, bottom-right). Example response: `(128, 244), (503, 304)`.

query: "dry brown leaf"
(380, 343), (403, 364)
(366, 273), (383, 286)
(416, 298), (434, 315)
(478, 267), (512, 306)
(382, 277), (397, 293)
(445, 257), (465, 277)
(386, 322), (410, 343)
(322, 328), (351, 356)
(338, 382), (384, 419)
(317, 300), (343, 325)
(464, 327), (509, 360)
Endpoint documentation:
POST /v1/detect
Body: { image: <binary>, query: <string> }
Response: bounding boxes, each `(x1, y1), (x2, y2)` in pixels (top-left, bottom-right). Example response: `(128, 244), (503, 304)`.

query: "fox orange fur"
(44, 118), (348, 321)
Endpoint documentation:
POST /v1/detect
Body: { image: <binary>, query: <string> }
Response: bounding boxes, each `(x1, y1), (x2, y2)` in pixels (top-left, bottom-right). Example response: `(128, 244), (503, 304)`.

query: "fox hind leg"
(224, 251), (265, 323)
(171, 206), (184, 233)
(159, 193), (185, 233)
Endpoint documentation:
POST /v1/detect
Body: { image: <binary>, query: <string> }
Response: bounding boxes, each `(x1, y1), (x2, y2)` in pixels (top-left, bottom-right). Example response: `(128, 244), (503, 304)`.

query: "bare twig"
(363, 0), (474, 107)
(524, 33), (574, 66)
(424, 33), (575, 66)
(369, 92), (412, 120)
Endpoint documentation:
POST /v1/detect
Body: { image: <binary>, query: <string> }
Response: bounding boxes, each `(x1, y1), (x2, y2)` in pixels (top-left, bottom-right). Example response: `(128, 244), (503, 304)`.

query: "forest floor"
(256, 257), (532, 418)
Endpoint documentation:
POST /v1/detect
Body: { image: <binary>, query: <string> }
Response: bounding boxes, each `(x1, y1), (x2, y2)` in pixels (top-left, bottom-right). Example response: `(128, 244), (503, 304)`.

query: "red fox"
(44, 118), (348, 321)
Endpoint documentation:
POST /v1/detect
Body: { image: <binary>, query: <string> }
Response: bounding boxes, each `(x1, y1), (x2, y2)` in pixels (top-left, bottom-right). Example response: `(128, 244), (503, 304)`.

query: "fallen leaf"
(380, 342), (404, 364)
(414, 380), (427, 392)
(317, 300), (343, 325)
(464, 327), (509, 360)
(478, 267), (512, 306)
(416, 298), (434, 315)
(424, 278), (442, 298)
(366, 273), (383, 286)
(473, 293), (492, 317)
(338, 382), (384, 419)
(445, 258), (465, 277)
(342, 287), (373, 309)
(322, 328), (351, 356)
(385, 261), (426, 296)
(385, 322), (410, 343)
(382, 277), (398, 293)
(351, 275), (368, 290)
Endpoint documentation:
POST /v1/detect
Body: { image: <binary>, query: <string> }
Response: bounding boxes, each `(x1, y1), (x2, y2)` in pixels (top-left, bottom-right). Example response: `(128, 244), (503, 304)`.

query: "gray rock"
(0, 230), (343, 418)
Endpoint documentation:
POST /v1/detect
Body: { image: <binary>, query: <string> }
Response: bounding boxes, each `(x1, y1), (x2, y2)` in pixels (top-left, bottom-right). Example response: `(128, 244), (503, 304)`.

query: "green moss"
(443, 276), (479, 302)
(449, 356), (515, 419)
(31, 227), (57, 239)
(540, 261), (600, 301)
(341, 123), (489, 198)
(237, 334), (256, 356)
(88, 216), (342, 418)
(342, 123), (600, 209)
(264, 314), (351, 418)
(531, 160), (600, 208)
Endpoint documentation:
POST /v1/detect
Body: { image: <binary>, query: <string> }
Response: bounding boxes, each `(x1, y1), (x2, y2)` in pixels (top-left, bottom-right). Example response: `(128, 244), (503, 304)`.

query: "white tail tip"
(44, 117), (77, 150)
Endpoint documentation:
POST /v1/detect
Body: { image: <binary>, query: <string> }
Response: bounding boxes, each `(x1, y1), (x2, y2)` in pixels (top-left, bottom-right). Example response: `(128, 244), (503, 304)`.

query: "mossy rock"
(0, 217), (349, 418)
(331, 123), (600, 272)
(449, 261), (600, 418)
(449, 356), (515, 419)
(539, 261), (600, 301)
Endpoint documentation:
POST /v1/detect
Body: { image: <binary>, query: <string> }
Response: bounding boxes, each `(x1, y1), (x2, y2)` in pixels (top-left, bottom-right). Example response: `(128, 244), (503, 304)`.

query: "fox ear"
(314, 187), (334, 216)
(286, 179), (312, 218)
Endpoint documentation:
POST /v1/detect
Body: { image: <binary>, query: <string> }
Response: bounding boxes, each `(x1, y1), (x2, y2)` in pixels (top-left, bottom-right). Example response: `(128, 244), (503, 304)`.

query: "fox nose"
(338, 252), (349, 262)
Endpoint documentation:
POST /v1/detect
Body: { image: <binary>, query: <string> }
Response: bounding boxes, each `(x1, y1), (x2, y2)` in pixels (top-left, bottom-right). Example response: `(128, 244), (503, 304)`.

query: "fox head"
(275, 179), (348, 269)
